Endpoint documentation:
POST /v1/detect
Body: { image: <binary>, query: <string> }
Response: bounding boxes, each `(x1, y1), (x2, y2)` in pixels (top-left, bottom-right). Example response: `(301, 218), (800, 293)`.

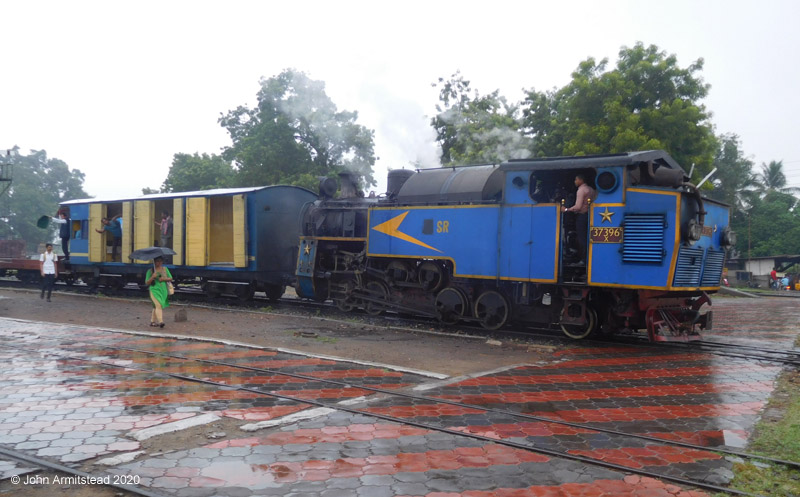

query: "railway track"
(0, 333), (795, 497)
(0, 445), (166, 497)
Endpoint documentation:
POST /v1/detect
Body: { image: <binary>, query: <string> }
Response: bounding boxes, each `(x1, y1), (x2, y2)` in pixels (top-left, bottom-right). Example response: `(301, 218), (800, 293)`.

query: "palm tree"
(756, 160), (800, 194)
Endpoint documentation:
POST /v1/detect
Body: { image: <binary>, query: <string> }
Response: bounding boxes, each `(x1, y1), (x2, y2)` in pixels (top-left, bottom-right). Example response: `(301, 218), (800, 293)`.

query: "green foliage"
(0, 149), (88, 251)
(522, 43), (717, 176)
(219, 69), (376, 191)
(431, 72), (532, 165)
(161, 153), (234, 193)
(726, 158), (800, 258)
(709, 133), (757, 211)
(756, 160), (798, 194)
(735, 191), (800, 257)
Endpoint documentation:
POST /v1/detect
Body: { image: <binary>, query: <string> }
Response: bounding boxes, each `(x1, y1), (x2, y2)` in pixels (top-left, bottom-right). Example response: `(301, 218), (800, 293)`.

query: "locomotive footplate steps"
(559, 288), (598, 339)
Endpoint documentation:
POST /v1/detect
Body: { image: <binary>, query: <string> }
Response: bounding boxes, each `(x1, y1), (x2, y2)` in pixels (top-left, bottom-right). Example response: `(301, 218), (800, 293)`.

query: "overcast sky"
(1, 0), (798, 199)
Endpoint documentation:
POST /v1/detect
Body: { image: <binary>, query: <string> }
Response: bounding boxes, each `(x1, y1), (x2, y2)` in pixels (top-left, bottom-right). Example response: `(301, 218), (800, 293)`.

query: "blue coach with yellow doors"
(62, 186), (316, 300)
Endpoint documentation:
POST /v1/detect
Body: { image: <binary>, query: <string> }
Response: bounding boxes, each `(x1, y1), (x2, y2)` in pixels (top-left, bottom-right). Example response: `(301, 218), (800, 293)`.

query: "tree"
(755, 160), (798, 195)
(710, 133), (757, 211)
(742, 191), (800, 257)
(522, 43), (717, 175)
(219, 69), (376, 191)
(0, 149), (88, 250)
(431, 72), (532, 165)
(161, 153), (234, 193)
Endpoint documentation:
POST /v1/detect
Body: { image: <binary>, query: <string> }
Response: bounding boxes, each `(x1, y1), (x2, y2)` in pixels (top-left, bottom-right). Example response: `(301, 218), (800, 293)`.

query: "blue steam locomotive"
(296, 151), (734, 341)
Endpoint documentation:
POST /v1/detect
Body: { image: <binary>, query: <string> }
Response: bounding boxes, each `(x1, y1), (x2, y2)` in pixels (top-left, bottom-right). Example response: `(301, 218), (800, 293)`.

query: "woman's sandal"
(159, 323), (165, 328)
(149, 322), (158, 327)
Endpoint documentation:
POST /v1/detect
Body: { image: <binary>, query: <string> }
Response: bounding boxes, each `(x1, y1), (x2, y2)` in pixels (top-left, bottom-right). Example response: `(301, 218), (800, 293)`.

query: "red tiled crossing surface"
(568, 446), (722, 469)
(436, 381), (772, 405)
(2, 296), (798, 496)
(453, 364), (779, 386)
(529, 401), (766, 423)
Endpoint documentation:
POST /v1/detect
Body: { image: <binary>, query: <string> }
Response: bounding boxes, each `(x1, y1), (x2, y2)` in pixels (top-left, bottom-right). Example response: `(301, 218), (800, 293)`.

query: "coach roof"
(60, 185), (313, 205)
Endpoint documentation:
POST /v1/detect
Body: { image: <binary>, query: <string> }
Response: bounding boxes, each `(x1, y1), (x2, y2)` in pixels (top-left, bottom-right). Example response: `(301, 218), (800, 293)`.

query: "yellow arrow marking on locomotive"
(372, 211), (442, 253)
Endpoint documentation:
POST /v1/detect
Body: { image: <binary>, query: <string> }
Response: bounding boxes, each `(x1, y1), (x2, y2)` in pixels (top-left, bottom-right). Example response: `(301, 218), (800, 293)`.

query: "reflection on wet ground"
(0, 296), (797, 496)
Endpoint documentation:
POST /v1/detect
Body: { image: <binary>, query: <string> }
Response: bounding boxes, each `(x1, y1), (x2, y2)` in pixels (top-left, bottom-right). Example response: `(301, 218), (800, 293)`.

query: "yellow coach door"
(186, 197), (208, 266)
(133, 200), (155, 264)
(172, 198), (184, 266)
(121, 201), (133, 263)
(88, 203), (106, 262)
(233, 194), (247, 267)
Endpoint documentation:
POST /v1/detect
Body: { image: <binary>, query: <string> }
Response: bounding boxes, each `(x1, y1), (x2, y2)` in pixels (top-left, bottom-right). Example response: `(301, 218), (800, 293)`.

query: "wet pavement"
(0, 296), (798, 496)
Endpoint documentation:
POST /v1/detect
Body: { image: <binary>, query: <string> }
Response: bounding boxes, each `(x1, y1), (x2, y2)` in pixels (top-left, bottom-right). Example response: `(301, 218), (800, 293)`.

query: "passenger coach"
(62, 186), (317, 300)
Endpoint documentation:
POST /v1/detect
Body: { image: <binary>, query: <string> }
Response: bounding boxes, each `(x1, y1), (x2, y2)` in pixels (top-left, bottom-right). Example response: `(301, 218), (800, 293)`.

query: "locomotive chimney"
(338, 172), (361, 199)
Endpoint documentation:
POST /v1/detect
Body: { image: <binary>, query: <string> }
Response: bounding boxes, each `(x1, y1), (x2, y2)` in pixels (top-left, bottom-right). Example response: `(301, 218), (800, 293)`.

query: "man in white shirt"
(39, 243), (58, 302)
(51, 210), (71, 259)
(563, 173), (597, 265)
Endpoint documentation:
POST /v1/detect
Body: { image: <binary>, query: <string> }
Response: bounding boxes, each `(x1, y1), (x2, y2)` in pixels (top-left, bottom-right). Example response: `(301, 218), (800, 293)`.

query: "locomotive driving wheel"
(435, 287), (468, 325)
(334, 296), (357, 312)
(560, 305), (598, 339)
(474, 290), (510, 330)
(364, 281), (389, 316)
(387, 260), (414, 283)
(333, 281), (357, 311)
(418, 261), (445, 292)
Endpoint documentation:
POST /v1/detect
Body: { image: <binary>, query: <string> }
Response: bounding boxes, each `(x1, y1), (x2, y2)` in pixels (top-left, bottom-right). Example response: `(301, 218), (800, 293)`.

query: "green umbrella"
(36, 216), (50, 229)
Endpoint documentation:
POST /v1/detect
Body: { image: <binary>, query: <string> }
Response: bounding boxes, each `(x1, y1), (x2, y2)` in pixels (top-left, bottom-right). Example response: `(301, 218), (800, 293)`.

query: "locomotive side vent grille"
(673, 245), (705, 287)
(701, 249), (726, 287)
(622, 215), (665, 263)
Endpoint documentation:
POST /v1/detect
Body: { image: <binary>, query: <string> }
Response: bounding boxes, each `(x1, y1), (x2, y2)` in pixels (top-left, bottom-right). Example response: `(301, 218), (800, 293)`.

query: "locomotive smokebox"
(387, 169), (414, 198)
(338, 172), (361, 198)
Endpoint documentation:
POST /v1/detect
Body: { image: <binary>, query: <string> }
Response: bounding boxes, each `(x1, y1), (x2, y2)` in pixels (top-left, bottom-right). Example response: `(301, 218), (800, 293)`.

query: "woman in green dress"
(145, 256), (173, 328)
